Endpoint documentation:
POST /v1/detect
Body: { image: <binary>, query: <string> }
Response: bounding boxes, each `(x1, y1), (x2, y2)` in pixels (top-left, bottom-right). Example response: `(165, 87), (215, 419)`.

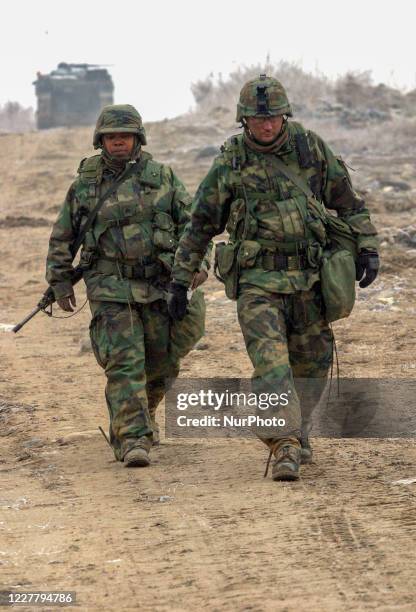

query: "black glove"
(355, 250), (379, 288)
(167, 282), (188, 321)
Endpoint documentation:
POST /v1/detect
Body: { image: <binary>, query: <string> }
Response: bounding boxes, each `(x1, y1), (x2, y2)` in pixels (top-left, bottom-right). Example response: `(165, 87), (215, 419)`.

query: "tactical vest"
(220, 123), (328, 272)
(76, 152), (177, 281)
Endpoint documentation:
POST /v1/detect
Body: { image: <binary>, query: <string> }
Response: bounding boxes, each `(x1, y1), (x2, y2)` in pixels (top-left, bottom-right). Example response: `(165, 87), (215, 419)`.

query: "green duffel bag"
(214, 241), (240, 300)
(170, 288), (206, 360)
(320, 247), (356, 323)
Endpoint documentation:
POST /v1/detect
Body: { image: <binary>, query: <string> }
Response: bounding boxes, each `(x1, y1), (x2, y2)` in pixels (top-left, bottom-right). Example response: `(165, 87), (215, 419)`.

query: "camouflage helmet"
(236, 74), (292, 122)
(93, 104), (147, 149)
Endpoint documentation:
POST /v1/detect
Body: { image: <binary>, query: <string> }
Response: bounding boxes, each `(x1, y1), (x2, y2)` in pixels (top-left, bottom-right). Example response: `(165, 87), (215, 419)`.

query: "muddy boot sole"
(272, 463), (300, 481)
(124, 447), (150, 468)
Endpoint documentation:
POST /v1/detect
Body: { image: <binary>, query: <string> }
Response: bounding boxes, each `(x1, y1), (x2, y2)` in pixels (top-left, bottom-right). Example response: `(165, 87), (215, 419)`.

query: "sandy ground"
(1, 118), (416, 611)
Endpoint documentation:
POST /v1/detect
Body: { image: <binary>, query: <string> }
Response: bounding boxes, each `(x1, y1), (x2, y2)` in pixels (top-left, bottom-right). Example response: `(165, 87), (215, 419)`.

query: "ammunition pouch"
(152, 211), (178, 252)
(214, 241), (240, 300)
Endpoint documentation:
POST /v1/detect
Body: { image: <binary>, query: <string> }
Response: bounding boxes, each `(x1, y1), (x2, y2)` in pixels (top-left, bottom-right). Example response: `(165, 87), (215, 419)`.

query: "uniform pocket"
(89, 314), (109, 369)
(153, 212), (177, 252)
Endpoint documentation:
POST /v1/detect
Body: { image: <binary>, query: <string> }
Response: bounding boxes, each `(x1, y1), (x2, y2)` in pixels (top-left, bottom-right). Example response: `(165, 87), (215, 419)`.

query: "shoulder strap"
(70, 160), (141, 258)
(270, 156), (314, 198)
(270, 156), (329, 224)
(139, 157), (163, 188)
(77, 155), (102, 179)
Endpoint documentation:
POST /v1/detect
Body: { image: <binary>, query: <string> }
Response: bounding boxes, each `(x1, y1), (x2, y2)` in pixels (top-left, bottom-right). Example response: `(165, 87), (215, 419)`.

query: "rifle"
(12, 267), (84, 333)
(13, 160), (139, 333)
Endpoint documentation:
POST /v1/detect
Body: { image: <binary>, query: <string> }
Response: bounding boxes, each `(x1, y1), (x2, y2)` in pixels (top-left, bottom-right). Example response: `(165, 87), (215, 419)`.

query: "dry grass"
(0, 101), (34, 133)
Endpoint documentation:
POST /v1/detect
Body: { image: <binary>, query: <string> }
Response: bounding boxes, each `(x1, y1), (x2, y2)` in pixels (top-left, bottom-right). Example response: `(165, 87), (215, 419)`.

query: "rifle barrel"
(13, 306), (43, 333)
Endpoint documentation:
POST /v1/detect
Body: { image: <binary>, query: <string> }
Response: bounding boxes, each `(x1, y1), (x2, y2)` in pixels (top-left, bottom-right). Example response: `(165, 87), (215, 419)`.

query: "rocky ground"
(0, 113), (416, 611)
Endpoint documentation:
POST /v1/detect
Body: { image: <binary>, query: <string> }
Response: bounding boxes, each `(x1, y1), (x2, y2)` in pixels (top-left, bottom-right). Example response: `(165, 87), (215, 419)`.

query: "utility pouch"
(320, 248), (356, 322)
(214, 241), (240, 300)
(226, 198), (246, 236)
(78, 230), (97, 271)
(306, 211), (327, 245)
(152, 211), (177, 252)
(237, 240), (261, 269)
(156, 251), (175, 273)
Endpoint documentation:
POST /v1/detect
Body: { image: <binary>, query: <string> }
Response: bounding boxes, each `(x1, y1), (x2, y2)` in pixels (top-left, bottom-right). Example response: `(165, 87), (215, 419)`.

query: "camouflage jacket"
(172, 121), (378, 293)
(46, 151), (211, 303)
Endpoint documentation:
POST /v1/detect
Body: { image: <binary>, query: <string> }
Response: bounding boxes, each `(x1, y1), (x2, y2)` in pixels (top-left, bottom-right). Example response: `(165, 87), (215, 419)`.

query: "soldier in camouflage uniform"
(168, 75), (379, 481)
(46, 105), (211, 467)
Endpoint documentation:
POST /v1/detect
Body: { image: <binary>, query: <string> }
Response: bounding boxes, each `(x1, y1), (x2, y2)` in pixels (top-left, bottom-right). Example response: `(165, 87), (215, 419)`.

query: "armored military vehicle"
(33, 62), (114, 130)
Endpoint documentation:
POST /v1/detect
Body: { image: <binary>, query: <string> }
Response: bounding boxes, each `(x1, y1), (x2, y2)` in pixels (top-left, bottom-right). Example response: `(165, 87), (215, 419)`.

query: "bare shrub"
(335, 72), (411, 115)
(0, 102), (35, 133)
(191, 63), (415, 127)
(191, 60), (334, 118)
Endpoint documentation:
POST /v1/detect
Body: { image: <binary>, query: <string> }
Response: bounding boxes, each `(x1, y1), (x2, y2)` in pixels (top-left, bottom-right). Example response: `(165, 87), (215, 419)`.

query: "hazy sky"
(2, 0), (415, 121)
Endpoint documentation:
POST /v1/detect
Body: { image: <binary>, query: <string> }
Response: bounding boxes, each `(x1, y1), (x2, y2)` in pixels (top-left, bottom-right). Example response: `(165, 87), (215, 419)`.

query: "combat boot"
(272, 443), (301, 481)
(122, 437), (151, 468)
(300, 437), (313, 464)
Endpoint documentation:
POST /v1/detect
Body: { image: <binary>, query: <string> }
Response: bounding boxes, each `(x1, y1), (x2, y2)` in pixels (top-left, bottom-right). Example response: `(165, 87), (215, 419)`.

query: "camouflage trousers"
(89, 299), (180, 460)
(237, 283), (333, 449)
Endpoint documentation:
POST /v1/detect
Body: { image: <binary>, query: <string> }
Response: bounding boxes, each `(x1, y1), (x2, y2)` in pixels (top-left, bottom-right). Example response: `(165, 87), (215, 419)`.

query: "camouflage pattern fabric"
(89, 299), (179, 459)
(46, 116), (211, 459)
(236, 74), (292, 121)
(93, 104), (147, 147)
(47, 151), (211, 302)
(237, 284), (332, 442)
(173, 121), (378, 290)
(172, 117), (377, 445)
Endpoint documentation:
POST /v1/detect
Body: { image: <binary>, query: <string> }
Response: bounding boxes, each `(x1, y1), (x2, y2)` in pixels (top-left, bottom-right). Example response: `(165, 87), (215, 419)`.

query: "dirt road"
(1, 121), (416, 611)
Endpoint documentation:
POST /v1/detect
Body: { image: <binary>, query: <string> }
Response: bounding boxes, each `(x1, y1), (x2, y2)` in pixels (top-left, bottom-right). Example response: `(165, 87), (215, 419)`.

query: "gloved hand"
(355, 250), (379, 288)
(167, 282), (188, 321)
(191, 270), (208, 290)
(57, 292), (77, 312)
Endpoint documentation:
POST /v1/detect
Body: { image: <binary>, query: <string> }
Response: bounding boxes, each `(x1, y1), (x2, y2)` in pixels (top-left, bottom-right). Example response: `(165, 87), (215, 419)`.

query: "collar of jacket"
(243, 121), (292, 155)
(101, 140), (142, 176)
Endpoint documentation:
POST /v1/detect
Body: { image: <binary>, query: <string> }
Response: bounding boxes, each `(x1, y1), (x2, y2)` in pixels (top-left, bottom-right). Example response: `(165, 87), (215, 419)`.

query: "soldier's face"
(102, 133), (135, 157)
(246, 115), (284, 143)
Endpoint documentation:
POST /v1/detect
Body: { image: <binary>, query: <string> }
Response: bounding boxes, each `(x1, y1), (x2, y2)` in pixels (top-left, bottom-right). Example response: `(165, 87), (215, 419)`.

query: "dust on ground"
(1, 106), (416, 611)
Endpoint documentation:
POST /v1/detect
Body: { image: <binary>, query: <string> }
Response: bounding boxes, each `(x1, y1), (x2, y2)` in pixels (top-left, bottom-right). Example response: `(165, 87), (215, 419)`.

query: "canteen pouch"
(320, 248), (356, 322)
(214, 241), (240, 300)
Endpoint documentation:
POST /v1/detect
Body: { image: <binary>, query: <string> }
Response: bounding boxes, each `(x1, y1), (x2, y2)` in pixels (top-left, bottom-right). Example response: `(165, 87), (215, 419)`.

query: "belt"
(258, 251), (308, 271)
(93, 258), (162, 280)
